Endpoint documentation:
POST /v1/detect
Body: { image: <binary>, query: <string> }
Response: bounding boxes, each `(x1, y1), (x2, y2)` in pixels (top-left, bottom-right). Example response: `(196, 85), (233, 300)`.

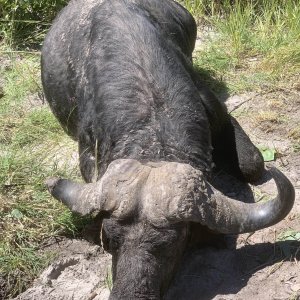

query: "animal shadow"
(165, 240), (300, 300)
(165, 170), (294, 300)
(194, 65), (230, 102)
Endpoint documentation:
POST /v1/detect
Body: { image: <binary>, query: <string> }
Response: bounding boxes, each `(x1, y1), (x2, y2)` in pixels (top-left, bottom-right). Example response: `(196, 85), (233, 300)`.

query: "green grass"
(180, 0), (227, 18)
(182, 0), (300, 94)
(0, 53), (41, 112)
(277, 229), (300, 259)
(0, 0), (68, 49)
(0, 53), (89, 298)
(105, 269), (113, 291)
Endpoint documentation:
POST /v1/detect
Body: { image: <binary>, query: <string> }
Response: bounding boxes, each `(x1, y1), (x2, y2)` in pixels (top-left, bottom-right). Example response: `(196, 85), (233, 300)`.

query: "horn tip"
(45, 177), (61, 193)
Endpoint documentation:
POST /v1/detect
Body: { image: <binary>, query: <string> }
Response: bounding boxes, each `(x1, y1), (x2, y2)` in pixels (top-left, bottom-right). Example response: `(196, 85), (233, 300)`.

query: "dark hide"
(42, 0), (264, 298)
(102, 220), (188, 299)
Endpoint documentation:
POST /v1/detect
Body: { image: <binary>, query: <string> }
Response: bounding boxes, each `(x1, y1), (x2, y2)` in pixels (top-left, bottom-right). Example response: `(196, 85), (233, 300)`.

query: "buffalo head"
(46, 158), (294, 299)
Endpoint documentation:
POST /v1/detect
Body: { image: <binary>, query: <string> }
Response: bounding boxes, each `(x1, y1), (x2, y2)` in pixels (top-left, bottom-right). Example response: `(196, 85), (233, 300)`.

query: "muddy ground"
(12, 83), (300, 300)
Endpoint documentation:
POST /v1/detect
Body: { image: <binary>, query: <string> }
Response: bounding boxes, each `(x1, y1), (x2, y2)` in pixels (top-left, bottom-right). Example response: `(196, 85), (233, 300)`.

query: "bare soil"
(14, 238), (112, 300)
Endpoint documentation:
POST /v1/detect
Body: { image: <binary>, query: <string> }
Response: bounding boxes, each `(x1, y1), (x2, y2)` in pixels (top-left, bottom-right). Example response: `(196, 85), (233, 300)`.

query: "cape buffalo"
(42, 0), (295, 299)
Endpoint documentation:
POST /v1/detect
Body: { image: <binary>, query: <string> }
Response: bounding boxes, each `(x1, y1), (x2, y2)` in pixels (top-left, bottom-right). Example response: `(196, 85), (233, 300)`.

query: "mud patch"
(14, 238), (111, 300)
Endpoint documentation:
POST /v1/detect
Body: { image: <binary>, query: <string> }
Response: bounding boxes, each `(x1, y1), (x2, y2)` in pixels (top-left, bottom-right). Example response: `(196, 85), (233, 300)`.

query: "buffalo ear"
(82, 214), (104, 245)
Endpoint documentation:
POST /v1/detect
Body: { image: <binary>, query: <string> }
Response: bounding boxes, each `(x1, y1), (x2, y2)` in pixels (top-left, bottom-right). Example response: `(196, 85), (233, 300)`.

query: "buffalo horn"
(45, 159), (147, 217)
(193, 167), (295, 233)
(45, 177), (111, 215)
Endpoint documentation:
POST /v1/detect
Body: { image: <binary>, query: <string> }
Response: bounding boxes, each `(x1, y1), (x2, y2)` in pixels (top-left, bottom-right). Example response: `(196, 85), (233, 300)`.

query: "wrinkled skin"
(42, 0), (294, 299)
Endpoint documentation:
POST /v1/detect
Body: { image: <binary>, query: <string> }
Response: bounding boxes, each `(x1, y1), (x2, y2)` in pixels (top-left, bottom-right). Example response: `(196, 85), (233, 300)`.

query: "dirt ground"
(12, 84), (300, 300)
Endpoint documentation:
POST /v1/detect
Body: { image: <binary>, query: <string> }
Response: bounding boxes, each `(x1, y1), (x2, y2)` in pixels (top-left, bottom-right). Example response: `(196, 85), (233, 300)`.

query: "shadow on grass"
(194, 65), (230, 102)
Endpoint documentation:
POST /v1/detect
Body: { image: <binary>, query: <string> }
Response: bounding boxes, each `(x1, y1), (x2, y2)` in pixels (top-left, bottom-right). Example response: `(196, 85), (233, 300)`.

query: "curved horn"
(45, 159), (148, 217)
(142, 163), (294, 234)
(161, 166), (294, 234)
(45, 177), (110, 215)
(199, 167), (295, 234)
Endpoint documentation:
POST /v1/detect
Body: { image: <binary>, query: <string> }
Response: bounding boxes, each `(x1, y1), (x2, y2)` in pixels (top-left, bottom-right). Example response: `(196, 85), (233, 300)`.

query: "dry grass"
(266, 99), (285, 110)
(288, 126), (300, 141)
(252, 110), (285, 133)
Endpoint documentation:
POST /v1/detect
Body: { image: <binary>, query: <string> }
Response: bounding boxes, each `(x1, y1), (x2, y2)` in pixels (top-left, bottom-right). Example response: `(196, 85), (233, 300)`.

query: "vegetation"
(180, 0), (300, 93)
(0, 0), (67, 48)
(0, 0), (299, 298)
(0, 54), (89, 298)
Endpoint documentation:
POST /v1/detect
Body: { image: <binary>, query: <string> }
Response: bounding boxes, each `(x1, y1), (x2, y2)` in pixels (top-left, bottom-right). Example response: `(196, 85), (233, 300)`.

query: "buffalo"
(42, 0), (295, 299)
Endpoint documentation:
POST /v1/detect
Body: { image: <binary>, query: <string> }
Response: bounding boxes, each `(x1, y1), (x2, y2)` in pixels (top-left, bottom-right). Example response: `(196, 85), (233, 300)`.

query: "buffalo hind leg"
(212, 115), (264, 183)
(197, 86), (264, 182)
